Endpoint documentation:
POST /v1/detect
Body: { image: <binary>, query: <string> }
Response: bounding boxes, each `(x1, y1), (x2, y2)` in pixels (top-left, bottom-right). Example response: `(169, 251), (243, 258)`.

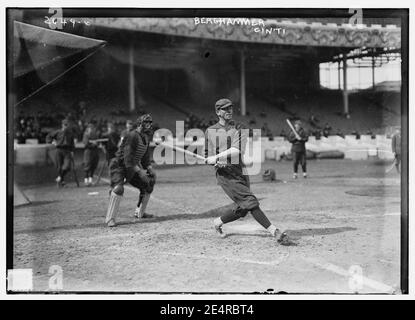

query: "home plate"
(88, 192), (99, 196)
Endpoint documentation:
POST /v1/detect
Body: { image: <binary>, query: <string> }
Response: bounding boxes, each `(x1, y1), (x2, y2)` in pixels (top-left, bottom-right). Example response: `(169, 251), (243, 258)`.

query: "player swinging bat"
(203, 98), (294, 245)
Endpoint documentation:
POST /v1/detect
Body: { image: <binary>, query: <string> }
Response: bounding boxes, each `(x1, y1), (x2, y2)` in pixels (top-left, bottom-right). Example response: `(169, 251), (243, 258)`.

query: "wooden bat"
(385, 158), (397, 174)
(93, 160), (107, 186)
(156, 142), (207, 161)
(286, 119), (302, 140)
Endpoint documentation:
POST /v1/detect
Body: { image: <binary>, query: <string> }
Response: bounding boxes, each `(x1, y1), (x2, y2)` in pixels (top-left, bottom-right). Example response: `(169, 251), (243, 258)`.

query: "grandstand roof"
(89, 17), (401, 49)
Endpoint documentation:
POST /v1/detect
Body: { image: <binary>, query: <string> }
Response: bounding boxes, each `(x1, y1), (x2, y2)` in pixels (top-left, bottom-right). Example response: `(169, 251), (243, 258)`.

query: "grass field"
(12, 158), (401, 293)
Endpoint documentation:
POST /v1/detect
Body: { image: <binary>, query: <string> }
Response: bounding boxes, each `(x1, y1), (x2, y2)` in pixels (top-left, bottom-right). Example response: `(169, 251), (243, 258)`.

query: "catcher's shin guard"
(137, 193), (151, 218)
(105, 191), (122, 224)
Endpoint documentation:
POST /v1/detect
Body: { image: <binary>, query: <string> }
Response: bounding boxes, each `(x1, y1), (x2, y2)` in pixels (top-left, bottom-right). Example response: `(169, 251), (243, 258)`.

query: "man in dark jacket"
(391, 127), (401, 173)
(103, 122), (120, 165)
(288, 120), (309, 179)
(46, 119), (76, 187)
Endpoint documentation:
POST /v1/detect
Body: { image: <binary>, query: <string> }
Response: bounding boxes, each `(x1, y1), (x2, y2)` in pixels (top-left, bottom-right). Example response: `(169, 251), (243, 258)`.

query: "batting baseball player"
(205, 98), (290, 244)
(82, 121), (100, 186)
(288, 120), (309, 179)
(46, 119), (76, 187)
(105, 114), (156, 227)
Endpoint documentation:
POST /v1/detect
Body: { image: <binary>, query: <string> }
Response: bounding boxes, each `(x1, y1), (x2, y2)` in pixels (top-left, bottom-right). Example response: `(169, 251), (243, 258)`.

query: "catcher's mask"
(137, 114), (153, 132)
(262, 168), (276, 181)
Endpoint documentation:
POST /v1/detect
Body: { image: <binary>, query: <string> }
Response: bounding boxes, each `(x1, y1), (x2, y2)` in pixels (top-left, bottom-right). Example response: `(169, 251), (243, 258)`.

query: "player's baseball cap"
(61, 119), (69, 126)
(294, 120), (302, 125)
(215, 98), (233, 112)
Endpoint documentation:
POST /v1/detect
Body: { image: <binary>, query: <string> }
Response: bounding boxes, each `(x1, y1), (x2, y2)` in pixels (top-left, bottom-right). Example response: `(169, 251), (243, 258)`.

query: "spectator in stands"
(313, 129), (322, 140)
(249, 117), (257, 126)
(309, 113), (319, 126)
(15, 129), (26, 144)
(336, 128), (345, 139)
(261, 122), (273, 140)
(279, 128), (287, 139)
(351, 129), (361, 139)
(366, 128), (376, 139)
(323, 123), (332, 137)
(260, 111), (267, 118)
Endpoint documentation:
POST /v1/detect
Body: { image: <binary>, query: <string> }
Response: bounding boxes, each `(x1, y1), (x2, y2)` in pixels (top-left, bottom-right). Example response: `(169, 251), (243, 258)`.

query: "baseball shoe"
(274, 230), (296, 246)
(134, 208), (154, 219)
(293, 173), (298, 179)
(214, 221), (226, 238)
(107, 219), (116, 227)
(56, 176), (62, 187)
(303, 173), (307, 179)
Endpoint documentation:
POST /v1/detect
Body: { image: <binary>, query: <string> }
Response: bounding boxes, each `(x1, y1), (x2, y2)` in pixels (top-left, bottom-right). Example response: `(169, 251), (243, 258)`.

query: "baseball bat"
(94, 160), (107, 186)
(385, 158), (397, 174)
(286, 119), (302, 140)
(156, 142), (207, 161)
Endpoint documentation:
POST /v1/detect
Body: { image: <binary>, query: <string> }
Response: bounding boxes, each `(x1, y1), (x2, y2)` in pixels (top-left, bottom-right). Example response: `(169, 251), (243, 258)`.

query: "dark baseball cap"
(215, 98), (233, 111)
(61, 119), (69, 125)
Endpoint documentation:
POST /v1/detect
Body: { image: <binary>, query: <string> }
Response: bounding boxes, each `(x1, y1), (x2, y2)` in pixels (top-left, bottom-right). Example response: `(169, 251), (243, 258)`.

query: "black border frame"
(5, 8), (409, 295)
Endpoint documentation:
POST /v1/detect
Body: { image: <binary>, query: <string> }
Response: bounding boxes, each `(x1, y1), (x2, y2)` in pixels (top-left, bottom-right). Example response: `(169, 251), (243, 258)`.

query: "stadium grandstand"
(11, 11), (401, 162)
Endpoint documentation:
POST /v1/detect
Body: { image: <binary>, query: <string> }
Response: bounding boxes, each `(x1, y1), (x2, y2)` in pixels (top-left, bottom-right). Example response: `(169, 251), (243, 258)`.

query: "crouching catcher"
(105, 114), (156, 227)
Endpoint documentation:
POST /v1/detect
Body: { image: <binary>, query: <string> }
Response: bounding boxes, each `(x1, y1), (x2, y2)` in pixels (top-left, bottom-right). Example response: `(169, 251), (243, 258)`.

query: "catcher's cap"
(137, 113), (153, 125)
(215, 98), (233, 111)
(262, 168), (276, 181)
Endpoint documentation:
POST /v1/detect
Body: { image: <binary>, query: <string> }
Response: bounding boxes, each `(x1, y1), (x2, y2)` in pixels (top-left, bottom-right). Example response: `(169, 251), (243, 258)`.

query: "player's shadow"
(116, 203), (237, 226)
(223, 227), (356, 240)
(15, 203), (239, 234)
(284, 227), (357, 239)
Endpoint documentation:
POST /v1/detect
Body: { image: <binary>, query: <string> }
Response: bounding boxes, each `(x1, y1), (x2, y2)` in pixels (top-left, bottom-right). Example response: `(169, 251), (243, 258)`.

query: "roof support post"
(129, 44), (136, 112)
(240, 49), (246, 116)
(342, 54), (349, 116)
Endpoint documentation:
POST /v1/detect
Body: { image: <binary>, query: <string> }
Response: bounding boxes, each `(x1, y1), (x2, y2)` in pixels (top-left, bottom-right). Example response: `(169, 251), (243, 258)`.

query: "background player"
(120, 119), (135, 145)
(288, 120), (309, 179)
(105, 114), (156, 227)
(82, 121), (101, 186)
(391, 127), (401, 173)
(46, 119), (76, 187)
(205, 98), (292, 244)
(103, 122), (120, 165)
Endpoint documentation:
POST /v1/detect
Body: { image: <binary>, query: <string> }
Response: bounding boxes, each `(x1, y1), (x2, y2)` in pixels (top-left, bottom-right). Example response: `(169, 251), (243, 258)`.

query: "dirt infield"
(12, 159), (401, 293)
